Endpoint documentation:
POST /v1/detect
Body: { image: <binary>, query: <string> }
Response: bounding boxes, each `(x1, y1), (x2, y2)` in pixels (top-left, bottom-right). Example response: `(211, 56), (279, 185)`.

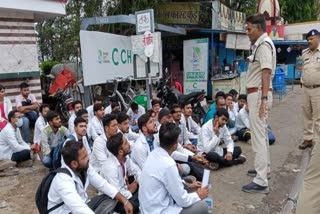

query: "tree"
(279, 0), (319, 23)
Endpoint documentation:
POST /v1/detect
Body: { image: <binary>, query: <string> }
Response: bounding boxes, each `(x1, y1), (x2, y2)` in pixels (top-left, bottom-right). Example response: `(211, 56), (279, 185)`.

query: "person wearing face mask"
(198, 108), (246, 171)
(0, 110), (36, 167)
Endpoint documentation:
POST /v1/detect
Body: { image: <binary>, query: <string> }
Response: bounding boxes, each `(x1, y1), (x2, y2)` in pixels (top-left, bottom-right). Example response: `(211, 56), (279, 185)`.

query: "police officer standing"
(242, 14), (276, 194)
(298, 29), (320, 150)
(296, 29), (320, 214)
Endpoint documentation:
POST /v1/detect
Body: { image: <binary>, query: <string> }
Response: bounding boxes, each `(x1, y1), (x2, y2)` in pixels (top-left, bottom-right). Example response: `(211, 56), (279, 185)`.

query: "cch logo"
(98, 48), (132, 66)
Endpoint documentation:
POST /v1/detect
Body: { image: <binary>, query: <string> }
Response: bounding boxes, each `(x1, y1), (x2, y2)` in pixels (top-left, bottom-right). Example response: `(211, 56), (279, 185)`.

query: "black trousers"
(236, 128), (251, 142)
(11, 149), (31, 163)
(206, 146), (242, 167)
(114, 190), (139, 214)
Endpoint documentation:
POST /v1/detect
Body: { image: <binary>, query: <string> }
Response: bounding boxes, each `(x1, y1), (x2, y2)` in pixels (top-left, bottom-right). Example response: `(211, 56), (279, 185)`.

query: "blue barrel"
(273, 68), (286, 91)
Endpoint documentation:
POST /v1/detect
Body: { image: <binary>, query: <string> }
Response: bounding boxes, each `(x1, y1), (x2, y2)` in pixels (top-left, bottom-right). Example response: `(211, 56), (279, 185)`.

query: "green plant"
(40, 60), (59, 75)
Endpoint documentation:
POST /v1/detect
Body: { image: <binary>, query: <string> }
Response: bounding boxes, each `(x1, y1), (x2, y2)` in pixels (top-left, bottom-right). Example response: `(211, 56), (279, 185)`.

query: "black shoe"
(236, 154), (247, 164)
(242, 182), (269, 194)
(208, 162), (220, 171)
(247, 169), (271, 180)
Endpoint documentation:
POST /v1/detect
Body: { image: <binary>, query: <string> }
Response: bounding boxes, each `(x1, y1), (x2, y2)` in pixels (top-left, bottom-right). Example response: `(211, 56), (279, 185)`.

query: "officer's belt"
(303, 84), (320, 89)
(246, 87), (273, 94)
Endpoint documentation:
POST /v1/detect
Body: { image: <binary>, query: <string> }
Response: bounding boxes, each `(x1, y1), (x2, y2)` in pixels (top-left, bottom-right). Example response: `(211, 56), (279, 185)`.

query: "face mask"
(15, 118), (23, 128)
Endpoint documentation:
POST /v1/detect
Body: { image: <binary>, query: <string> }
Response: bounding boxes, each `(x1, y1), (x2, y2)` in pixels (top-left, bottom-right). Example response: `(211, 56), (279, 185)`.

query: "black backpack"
(35, 168), (72, 214)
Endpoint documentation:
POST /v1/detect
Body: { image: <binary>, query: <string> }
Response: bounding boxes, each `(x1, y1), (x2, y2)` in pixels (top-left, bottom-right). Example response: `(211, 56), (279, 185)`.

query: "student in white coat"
(91, 114), (118, 173)
(0, 84), (12, 131)
(181, 101), (201, 146)
(68, 100), (83, 134)
(89, 103), (105, 138)
(131, 112), (159, 170)
(86, 96), (103, 120)
(199, 108), (246, 170)
(48, 140), (133, 214)
(127, 102), (145, 132)
(139, 122), (209, 214)
(117, 113), (139, 144)
(34, 104), (50, 145)
(101, 132), (141, 214)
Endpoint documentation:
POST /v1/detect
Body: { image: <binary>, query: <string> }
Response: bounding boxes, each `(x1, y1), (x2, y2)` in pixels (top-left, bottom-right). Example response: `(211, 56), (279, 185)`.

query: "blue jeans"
(190, 139), (198, 146)
(42, 155), (53, 169)
(22, 116), (30, 144)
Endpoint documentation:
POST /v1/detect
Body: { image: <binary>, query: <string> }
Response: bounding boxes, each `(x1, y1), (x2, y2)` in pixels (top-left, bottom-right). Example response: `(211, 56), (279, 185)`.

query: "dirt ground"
(0, 85), (305, 214)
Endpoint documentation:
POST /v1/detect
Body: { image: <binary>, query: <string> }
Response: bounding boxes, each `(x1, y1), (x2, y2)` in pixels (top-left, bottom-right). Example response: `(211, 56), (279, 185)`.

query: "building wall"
(0, 10), (42, 107)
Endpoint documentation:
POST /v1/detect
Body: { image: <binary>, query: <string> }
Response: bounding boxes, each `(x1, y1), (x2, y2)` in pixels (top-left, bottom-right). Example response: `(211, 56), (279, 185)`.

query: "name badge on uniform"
(304, 58), (310, 64)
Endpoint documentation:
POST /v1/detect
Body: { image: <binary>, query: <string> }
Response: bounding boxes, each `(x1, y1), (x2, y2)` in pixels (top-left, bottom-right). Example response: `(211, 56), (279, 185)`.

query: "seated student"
(236, 94), (247, 112)
(203, 91), (226, 124)
(225, 93), (238, 135)
(68, 100), (83, 134)
(171, 104), (197, 153)
(127, 102), (145, 132)
(76, 109), (97, 146)
(139, 122), (209, 214)
(131, 112), (159, 170)
(91, 114), (118, 173)
(236, 105), (276, 145)
(47, 140), (133, 214)
(105, 97), (120, 115)
(117, 112), (139, 144)
(86, 96), (103, 120)
(229, 89), (239, 111)
(101, 133), (141, 214)
(181, 101), (200, 146)
(0, 84), (12, 131)
(40, 111), (69, 169)
(34, 104), (50, 145)
(151, 99), (161, 124)
(0, 110), (36, 167)
(198, 108), (247, 170)
(89, 103), (105, 138)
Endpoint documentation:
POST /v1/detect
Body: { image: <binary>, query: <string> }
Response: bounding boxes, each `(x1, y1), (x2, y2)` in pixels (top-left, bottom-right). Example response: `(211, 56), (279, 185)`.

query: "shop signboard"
(156, 2), (200, 25)
(183, 38), (209, 94)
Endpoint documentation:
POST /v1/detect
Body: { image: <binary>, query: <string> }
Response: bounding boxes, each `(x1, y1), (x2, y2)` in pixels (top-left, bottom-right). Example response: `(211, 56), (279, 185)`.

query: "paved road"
(210, 85), (304, 214)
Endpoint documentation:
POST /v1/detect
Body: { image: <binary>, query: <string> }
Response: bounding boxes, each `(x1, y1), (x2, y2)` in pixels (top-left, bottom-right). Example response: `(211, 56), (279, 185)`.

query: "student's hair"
(170, 104), (181, 113)
(225, 93), (233, 99)
(107, 132), (124, 156)
(8, 110), (19, 123)
(246, 14), (267, 32)
(39, 104), (50, 113)
(76, 109), (88, 117)
(215, 91), (226, 99)
(159, 122), (181, 149)
(93, 103), (104, 112)
(61, 140), (84, 167)
(130, 102), (138, 111)
(215, 108), (229, 119)
(238, 94), (247, 101)
(117, 112), (129, 124)
(110, 96), (118, 102)
(46, 110), (59, 122)
(74, 117), (86, 127)
(93, 96), (103, 102)
(111, 102), (120, 109)
(229, 89), (238, 96)
(72, 100), (82, 109)
(181, 101), (191, 109)
(0, 84), (5, 91)
(138, 112), (152, 130)
(102, 114), (118, 127)
(151, 99), (160, 107)
(20, 82), (29, 89)
(158, 108), (170, 121)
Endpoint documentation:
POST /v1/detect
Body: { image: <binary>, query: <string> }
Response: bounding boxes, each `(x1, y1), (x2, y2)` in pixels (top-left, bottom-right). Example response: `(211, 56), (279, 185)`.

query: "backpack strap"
(47, 168), (72, 213)
(253, 41), (273, 62)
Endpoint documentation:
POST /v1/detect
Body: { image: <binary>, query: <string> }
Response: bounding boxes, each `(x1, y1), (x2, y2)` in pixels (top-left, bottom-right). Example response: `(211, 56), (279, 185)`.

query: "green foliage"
(279, 0), (319, 23)
(40, 60), (59, 75)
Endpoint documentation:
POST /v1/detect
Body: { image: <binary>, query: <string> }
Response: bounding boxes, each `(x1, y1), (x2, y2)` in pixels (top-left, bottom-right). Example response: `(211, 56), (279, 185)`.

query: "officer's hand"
(259, 99), (267, 119)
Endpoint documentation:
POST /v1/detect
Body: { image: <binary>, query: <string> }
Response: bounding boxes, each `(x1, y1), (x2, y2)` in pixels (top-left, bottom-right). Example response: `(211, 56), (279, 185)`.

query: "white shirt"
(101, 154), (141, 199)
(48, 163), (118, 214)
(227, 108), (238, 135)
(234, 101), (239, 113)
(139, 147), (200, 214)
(176, 121), (192, 146)
(87, 122), (98, 141)
(34, 115), (47, 144)
(127, 105), (145, 129)
(131, 133), (159, 170)
(236, 106), (250, 130)
(181, 114), (200, 140)
(90, 133), (110, 173)
(198, 119), (234, 157)
(89, 116), (104, 138)
(86, 105), (94, 119)
(104, 105), (112, 115)
(0, 123), (30, 160)
(68, 113), (76, 134)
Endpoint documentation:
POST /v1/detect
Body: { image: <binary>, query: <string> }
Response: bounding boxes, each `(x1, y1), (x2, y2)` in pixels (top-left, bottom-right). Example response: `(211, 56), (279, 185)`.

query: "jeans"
(42, 155), (53, 169)
(11, 149), (31, 163)
(22, 116), (30, 144)
(190, 139), (198, 146)
(206, 146), (242, 167)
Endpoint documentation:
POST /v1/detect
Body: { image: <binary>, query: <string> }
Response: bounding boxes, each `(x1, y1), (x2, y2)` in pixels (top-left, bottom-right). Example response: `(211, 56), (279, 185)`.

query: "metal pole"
(146, 57), (152, 110)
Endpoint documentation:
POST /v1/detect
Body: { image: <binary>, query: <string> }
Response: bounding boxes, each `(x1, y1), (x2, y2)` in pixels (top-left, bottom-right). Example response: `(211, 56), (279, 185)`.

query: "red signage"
(267, 25), (284, 40)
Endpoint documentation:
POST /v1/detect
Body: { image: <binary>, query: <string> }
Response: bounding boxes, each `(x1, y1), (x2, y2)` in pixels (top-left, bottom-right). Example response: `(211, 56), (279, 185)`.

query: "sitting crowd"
(0, 81), (275, 213)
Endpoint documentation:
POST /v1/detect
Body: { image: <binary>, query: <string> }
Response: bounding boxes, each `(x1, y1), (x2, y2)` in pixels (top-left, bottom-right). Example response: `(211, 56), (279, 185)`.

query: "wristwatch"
(261, 96), (268, 100)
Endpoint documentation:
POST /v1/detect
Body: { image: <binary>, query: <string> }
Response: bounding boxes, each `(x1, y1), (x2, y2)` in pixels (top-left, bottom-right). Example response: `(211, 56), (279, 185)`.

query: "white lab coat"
(198, 119), (234, 156)
(89, 116), (104, 138)
(90, 133), (111, 173)
(236, 106), (250, 130)
(139, 147), (200, 214)
(181, 114), (200, 140)
(33, 115), (47, 144)
(0, 123), (29, 160)
(48, 163), (118, 214)
(101, 154), (141, 200)
(86, 105), (94, 119)
(68, 113), (76, 134)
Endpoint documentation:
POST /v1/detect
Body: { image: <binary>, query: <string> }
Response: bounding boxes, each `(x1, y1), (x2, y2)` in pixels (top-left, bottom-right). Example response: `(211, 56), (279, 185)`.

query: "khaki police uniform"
(246, 33), (276, 187)
(296, 45), (320, 214)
